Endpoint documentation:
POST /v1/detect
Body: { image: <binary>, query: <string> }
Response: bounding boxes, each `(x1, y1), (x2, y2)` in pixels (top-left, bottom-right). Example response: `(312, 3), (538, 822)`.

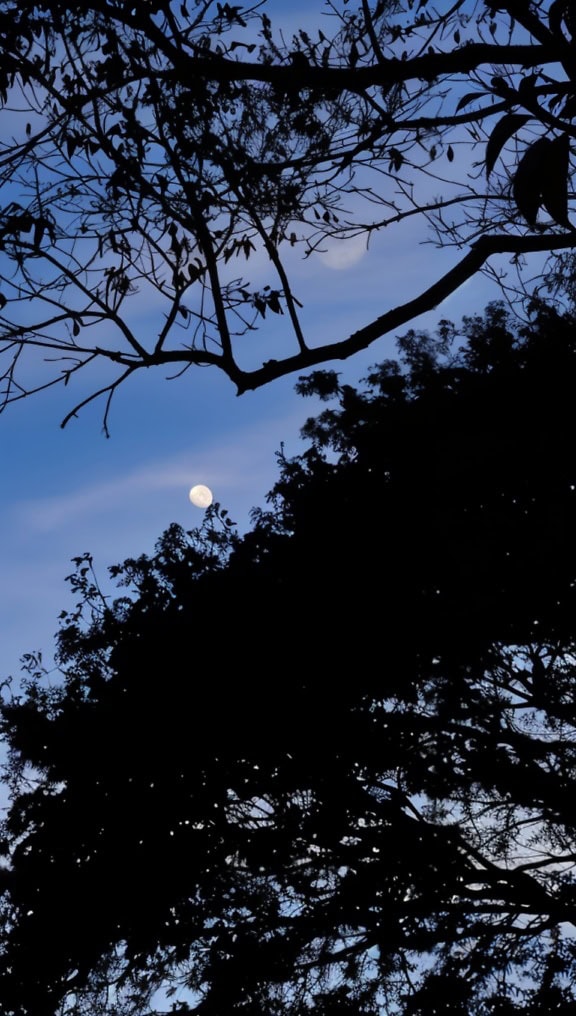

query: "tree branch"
(163, 42), (558, 93)
(231, 232), (576, 392)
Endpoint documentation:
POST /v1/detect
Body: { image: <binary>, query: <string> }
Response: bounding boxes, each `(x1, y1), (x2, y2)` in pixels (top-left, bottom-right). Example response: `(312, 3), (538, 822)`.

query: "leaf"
(540, 134), (571, 228)
(388, 147), (403, 172)
(560, 94), (576, 119)
(455, 91), (488, 114)
(267, 292), (283, 314)
(33, 218), (45, 248)
(447, 145), (454, 163)
(512, 136), (552, 226)
(549, 0), (568, 35)
(510, 132), (572, 228)
(485, 113), (530, 178)
(518, 74), (539, 102)
(491, 76), (511, 96)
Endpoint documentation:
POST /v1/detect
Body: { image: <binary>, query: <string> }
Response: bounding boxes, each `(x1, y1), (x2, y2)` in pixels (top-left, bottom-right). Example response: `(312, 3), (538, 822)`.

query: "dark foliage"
(1, 2), (576, 426)
(3, 300), (576, 1014)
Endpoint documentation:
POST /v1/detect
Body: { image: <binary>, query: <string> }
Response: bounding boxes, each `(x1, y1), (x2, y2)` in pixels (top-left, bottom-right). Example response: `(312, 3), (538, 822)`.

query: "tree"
(4, 298), (576, 1014)
(1, 1), (576, 429)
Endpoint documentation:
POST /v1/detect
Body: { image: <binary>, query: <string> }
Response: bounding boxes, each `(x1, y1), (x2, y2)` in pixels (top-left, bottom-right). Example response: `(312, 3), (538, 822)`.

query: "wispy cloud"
(1, 404), (308, 676)
(14, 420), (296, 535)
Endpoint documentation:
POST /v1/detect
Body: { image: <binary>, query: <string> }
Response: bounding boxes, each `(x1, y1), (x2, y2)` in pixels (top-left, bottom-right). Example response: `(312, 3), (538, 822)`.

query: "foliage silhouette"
(0, 1), (576, 427)
(3, 299), (576, 1014)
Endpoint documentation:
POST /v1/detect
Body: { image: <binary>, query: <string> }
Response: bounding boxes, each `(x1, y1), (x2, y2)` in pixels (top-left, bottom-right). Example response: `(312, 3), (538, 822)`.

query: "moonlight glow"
(189, 484), (213, 508)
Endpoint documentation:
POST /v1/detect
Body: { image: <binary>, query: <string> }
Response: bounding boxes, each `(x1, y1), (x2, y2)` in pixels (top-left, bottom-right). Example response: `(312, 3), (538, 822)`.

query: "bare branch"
(0, 0), (574, 425)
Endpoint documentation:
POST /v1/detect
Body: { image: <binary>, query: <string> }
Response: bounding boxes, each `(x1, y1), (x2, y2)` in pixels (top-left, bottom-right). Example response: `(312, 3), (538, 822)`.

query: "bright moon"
(189, 484), (213, 508)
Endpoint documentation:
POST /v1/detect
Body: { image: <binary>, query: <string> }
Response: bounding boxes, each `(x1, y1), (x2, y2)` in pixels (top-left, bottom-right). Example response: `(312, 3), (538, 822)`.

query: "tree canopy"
(0, 1), (576, 428)
(4, 298), (576, 1014)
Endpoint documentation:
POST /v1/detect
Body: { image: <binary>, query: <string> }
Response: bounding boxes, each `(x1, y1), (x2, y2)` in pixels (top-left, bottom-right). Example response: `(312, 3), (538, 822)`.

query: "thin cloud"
(11, 413), (304, 536)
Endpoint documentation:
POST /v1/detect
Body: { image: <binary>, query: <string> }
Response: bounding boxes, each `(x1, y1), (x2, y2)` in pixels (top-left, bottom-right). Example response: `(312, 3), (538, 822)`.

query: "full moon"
(189, 484), (213, 508)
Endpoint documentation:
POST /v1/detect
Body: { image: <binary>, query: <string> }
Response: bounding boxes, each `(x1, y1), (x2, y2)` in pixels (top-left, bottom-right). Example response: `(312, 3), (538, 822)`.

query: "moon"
(318, 234), (367, 270)
(189, 484), (213, 508)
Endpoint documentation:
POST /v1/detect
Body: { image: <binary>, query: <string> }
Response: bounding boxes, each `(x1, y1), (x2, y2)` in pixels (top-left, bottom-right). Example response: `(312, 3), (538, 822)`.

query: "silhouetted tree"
(3, 298), (576, 1014)
(1, 1), (576, 428)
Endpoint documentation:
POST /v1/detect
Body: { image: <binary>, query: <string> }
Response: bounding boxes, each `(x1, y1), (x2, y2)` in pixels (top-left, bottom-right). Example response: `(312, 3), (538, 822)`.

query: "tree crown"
(4, 298), (576, 1014)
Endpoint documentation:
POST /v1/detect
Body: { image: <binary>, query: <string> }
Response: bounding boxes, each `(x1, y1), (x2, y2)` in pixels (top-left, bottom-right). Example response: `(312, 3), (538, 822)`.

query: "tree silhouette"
(0, 1), (576, 427)
(3, 298), (576, 1014)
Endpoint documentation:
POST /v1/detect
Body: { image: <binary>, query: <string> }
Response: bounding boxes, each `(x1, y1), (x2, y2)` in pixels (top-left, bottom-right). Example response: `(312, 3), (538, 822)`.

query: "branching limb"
(232, 231), (576, 392)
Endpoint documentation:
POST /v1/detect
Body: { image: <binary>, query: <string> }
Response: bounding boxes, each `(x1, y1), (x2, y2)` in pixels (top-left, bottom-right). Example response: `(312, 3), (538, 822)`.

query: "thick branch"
(164, 42), (558, 93)
(231, 232), (576, 392)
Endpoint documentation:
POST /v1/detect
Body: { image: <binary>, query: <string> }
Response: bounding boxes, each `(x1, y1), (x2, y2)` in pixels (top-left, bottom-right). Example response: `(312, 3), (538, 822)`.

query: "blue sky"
(0, 230), (500, 680)
(0, 0), (507, 680)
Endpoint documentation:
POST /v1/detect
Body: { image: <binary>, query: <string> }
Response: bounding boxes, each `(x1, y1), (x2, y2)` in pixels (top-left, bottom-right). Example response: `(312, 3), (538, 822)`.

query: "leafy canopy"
(0, 1), (576, 428)
(3, 299), (576, 1014)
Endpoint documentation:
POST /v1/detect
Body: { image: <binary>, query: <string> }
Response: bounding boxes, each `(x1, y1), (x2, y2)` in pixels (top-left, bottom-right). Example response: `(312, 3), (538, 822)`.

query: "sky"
(0, 237), (500, 682)
(0, 0), (508, 682)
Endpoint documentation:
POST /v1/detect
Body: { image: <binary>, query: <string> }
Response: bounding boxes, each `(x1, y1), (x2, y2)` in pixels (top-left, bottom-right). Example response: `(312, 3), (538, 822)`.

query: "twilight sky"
(0, 234), (500, 681)
(0, 0), (507, 681)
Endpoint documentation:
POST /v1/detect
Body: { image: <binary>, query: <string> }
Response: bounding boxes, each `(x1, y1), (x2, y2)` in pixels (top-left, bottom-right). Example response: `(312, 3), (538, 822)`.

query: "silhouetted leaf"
(541, 133), (571, 227)
(485, 113), (530, 178)
(513, 136), (552, 225)
(33, 219), (44, 248)
(491, 75), (512, 96)
(455, 91), (489, 113)
(518, 73), (539, 102)
(388, 147), (403, 172)
(549, 0), (570, 35)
